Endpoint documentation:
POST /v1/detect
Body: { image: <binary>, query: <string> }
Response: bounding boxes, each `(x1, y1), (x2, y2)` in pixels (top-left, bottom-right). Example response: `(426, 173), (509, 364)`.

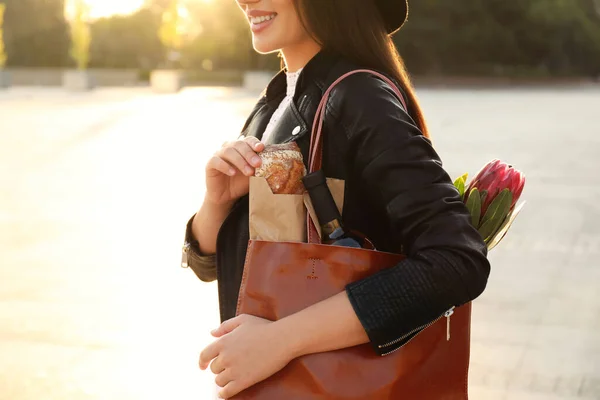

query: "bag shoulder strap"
(306, 69), (407, 244)
(308, 69), (407, 173)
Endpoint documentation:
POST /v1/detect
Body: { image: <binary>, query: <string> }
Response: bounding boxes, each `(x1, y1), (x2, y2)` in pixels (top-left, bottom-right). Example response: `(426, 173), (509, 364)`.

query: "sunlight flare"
(80, 0), (215, 19)
(73, 0), (146, 19)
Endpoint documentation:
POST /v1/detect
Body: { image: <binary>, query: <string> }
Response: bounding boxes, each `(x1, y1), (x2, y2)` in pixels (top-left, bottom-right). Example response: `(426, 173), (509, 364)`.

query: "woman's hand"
(199, 314), (295, 399)
(205, 136), (265, 206)
(199, 292), (369, 398)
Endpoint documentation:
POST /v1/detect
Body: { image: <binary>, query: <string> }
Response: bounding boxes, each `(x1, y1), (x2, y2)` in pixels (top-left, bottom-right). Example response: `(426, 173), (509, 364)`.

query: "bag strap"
(308, 69), (407, 172)
(306, 69), (408, 244)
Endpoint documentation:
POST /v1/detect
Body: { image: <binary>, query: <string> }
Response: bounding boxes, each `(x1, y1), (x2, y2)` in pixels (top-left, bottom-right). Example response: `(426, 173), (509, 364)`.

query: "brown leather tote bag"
(233, 70), (472, 400)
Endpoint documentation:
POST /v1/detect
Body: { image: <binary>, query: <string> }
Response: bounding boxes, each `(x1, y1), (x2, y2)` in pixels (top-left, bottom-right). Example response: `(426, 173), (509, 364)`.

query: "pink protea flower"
(466, 159), (525, 216)
(455, 159), (526, 250)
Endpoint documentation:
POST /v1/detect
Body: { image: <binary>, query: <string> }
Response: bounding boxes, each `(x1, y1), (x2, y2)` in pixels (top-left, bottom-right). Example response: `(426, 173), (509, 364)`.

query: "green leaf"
(481, 189), (512, 225)
(453, 173), (468, 199)
(479, 190), (488, 209)
(465, 187), (482, 227)
(487, 201), (526, 251)
(478, 189), (512, 241)
(479, 219), (500, 244)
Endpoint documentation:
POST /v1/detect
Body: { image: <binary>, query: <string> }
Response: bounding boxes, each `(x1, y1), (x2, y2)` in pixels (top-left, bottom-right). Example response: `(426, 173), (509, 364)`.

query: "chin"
(252, 37), (281, 55)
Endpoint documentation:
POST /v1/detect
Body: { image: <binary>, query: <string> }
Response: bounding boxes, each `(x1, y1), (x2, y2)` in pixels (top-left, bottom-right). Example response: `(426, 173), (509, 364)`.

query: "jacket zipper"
(298, 94), (309, 113)
(180, 243), (191, 268)
(379, 306), (456, 356)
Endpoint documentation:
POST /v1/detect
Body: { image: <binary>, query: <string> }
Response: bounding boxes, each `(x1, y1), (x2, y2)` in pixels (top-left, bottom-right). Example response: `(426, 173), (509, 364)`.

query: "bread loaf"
(255, 142), (307, 194)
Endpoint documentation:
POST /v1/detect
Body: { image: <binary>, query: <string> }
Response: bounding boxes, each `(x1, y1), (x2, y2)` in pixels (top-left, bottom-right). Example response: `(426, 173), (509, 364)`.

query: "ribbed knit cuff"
(345, 254), (457, 355)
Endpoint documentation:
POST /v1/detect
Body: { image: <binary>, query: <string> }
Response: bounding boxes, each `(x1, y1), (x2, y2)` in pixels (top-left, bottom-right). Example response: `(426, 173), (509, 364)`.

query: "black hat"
(375, 0), (409, 35)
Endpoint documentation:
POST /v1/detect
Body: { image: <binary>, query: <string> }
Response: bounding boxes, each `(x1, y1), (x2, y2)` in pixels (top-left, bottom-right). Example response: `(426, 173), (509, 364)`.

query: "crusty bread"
(255, 142), (307, 194)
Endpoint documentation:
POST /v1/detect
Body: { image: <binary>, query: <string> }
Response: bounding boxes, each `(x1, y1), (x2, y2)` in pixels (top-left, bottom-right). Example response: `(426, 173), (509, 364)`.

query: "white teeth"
(251, 14), (276, 24)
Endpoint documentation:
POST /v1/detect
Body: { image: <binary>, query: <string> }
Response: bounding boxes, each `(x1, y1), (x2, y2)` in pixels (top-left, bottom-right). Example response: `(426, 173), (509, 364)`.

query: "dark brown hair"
(292, 0), (430, 139)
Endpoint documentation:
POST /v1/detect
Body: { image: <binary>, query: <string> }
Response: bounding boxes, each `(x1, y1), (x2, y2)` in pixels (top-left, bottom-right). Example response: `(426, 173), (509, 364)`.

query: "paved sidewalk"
(0, 85), (599, 399)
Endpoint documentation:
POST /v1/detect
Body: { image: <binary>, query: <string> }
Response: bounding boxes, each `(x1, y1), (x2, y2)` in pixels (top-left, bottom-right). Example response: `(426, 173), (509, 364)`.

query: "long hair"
(292, 0), (430, 139)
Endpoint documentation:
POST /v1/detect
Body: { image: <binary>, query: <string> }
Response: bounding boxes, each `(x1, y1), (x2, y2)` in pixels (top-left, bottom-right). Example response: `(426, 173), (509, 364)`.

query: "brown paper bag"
(249, 177), (306, 242)
(249, 176), (345, 242)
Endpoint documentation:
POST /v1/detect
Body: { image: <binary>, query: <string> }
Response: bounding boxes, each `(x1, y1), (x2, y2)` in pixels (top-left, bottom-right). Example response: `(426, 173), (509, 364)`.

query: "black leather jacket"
(184, 50), (490, 356)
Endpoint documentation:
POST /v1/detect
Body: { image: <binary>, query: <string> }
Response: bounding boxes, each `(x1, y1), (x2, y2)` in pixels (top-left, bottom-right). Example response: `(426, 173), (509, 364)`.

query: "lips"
(247, 11), (277, 34)
(246, 9), (277, 17)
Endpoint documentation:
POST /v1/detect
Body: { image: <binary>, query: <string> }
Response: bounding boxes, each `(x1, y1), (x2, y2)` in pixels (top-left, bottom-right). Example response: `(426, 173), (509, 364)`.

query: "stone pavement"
(0, 85), (599, 399)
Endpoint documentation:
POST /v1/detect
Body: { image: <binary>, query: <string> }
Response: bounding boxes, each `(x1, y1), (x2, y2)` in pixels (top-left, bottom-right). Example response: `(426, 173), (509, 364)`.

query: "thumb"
(211, 316), (243, 337)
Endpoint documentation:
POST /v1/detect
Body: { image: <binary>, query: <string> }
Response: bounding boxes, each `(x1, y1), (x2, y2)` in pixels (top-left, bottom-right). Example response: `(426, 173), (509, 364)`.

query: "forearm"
(275, 291), (369, 358)
(192, 199), (234, 255)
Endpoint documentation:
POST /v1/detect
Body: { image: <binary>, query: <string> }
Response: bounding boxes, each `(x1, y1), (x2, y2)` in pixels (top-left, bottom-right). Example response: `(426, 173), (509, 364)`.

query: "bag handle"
(306, 69), (408, 244)
(308, 69), (407, 172)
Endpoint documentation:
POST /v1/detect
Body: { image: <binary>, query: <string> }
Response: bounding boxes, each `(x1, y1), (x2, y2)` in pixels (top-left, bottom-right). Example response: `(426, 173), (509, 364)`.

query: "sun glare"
(85, 0), (146, 19)
(66, 0), (216, 20)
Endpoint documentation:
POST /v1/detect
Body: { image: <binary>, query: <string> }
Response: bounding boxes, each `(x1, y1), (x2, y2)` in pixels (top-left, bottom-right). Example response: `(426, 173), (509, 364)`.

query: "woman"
(182, 0), (491, 398)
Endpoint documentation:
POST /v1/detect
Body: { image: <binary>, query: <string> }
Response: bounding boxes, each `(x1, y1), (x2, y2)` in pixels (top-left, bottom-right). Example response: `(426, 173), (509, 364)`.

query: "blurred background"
(0, 1), (599, 399)
(1, 0), (600, 83)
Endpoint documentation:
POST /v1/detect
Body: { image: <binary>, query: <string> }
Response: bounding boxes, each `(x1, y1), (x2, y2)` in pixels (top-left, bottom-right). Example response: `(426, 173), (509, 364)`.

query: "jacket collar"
(264, 49), (341, 106)
(243, 49), (344, 146)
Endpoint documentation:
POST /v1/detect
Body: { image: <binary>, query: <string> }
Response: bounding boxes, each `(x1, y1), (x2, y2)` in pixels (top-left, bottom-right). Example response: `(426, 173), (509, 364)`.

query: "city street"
(1, 84), (599, 399)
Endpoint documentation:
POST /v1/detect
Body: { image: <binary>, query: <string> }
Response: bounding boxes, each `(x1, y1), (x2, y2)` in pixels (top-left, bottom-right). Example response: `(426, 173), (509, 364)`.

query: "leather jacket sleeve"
(328, 74), (491, 355)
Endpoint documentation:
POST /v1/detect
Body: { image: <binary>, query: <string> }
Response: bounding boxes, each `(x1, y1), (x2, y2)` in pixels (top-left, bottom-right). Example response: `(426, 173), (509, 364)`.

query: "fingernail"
(251, 156), (261, 166)
(228, 169), (236, 176)
(245, 166), (254, 175)
(255, 142), (262, 149)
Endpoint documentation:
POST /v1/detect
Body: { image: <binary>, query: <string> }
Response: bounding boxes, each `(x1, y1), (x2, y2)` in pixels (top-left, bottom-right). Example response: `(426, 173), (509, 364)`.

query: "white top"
(261, 68), (303, 144)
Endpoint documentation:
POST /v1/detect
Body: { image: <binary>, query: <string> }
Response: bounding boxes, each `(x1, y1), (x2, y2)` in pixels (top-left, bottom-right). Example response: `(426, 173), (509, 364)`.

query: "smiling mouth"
(249, 13), (277, 27)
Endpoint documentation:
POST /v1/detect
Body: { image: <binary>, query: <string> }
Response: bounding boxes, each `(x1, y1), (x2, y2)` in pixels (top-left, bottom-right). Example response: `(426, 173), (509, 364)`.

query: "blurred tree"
(157, 0), (199, 68)
(395, 0), (600, 77)
(0, 0), (596, 77)
(68, 0), (91, 70)
(1, 0), (70, 67)
(0, 3), (6, 68)
(89, 8), (163, 69)
(158, 0), (184, 52)
(175, 0), (278, 71)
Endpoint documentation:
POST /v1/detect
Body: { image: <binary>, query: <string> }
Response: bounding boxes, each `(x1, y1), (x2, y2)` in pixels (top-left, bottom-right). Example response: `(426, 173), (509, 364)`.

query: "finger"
(199, 341), (221, 371)
(219, 147), (254, 176)
(243, 136), (265, 153)
(211, 316), (244, 338)
(233, 140), (263, 168)
(214, 368), (234, 388)
(218, 380), (245, 399)
(206, 156), (236, 177)
(210, 356), (226, 375)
